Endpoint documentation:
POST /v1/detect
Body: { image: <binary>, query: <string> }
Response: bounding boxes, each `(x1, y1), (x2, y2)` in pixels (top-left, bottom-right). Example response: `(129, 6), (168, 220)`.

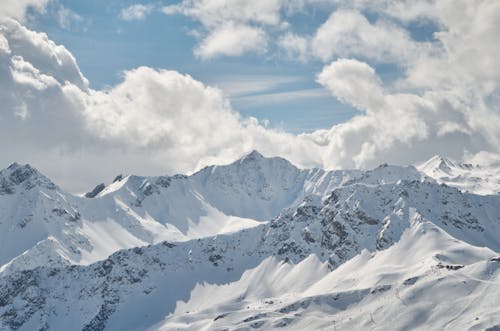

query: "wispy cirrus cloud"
(210, 75), (301, 97)
(120, 4), (154, 21)
(232, 88), (330, 108)
(57, 5), (83, 30)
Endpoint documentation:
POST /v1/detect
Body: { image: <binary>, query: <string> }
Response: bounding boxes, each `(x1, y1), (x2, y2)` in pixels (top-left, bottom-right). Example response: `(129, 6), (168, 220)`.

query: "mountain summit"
(0, 162), (56, 194)
(418, 155), (458, 175)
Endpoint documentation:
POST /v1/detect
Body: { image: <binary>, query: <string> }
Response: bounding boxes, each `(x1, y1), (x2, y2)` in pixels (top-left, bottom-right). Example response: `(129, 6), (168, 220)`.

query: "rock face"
(0, 152), (499, 330)
(84, 183), (106, 198)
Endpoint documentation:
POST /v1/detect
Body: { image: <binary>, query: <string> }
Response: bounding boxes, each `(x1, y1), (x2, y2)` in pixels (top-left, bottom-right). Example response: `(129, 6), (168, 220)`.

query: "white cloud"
(82, 67), (238, 148)
(402, 1), (500, 94)
(195, 23), (268, 60)
(315, 58), (500, 169)
(163, 0), (284, 28)
(163, 0), (299, 59)
(278, 32), (309, 62)
(315, 1), (500, 96)
(77, 65), (324, 176)
(311, 9), (425, 64)
(57, 5), (83, 30)
(10, 55), (59, 90)
(211, 75), (300, 97)
(0, 34), (11, 54)
(0, 0), (49, 22)
(232, 88), (329, 108)
(316, 59), (384, 111)
(120, 4), (154, 21)
(2, 19), (88, 89)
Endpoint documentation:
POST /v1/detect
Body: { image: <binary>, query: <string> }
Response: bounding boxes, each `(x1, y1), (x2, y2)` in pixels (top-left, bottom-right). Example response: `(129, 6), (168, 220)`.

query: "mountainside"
(0, 153), (499, 330)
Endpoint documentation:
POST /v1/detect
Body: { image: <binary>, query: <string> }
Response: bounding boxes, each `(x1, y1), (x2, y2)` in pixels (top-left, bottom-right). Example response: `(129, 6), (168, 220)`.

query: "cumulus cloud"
(120, 4), (154, 21)
(82, 67), (237, 148)
(314, 58), (494, 168)
(309, 1), (500, 168)
(316, 59), (384, 111)
(311, 9), (427, 64)
(402, 1), (500, 94)
(2, 19), (88, 89)
(76, 66), (323, 178)
(195, 23), (268, 60)
(271, 0), (500, 169)
(163, 0), (298, 59)
(0, 0), (49, 22)
(0, 19), (88, 152)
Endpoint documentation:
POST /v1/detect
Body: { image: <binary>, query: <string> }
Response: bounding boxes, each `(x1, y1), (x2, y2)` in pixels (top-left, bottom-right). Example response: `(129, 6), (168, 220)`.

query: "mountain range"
(0, 151), (499, 330)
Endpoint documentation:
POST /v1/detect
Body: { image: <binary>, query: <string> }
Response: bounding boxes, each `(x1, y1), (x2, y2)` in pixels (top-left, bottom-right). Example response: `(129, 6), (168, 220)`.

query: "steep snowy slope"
(418, 155), (500, 195)
(1, 169), (498, 330)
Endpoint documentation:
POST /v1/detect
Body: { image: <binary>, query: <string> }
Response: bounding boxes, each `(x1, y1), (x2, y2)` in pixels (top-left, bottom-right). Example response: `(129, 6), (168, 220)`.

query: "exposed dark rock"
(85, 183), (106, 198)
(113, 175), (123, 183)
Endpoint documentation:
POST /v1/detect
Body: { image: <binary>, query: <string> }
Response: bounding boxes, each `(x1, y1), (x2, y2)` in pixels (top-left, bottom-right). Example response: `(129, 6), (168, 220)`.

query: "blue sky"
(29, 0), (362, 133)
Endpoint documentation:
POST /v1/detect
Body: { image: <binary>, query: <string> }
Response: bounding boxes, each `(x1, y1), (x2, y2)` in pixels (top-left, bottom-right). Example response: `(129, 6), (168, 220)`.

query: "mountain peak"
(418, 155), (457, 174)
(7, 162), (21, 170)
(237, 150), (296, 168)
(240, 150), (265, 162)
(431, 154), (455, 164)
(0, 162), (56, 194)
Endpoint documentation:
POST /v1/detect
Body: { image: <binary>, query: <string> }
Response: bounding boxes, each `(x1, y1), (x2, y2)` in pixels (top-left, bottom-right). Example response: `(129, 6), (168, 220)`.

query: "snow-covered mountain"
(0, 152), (499, 330)
(418, 155), (500, 195)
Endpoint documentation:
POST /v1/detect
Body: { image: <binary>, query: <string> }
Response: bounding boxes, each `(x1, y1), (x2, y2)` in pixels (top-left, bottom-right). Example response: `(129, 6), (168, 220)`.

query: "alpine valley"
(0, 151), (499, 331)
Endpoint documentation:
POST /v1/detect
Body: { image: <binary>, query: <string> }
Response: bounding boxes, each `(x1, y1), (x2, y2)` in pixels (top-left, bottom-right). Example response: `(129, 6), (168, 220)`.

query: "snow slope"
(1, 159), (499, 330)
(156, 222), (500, 331)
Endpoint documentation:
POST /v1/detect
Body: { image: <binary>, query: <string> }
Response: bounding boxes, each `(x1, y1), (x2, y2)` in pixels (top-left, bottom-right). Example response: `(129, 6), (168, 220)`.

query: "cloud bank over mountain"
(1, 0), (500, 191)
